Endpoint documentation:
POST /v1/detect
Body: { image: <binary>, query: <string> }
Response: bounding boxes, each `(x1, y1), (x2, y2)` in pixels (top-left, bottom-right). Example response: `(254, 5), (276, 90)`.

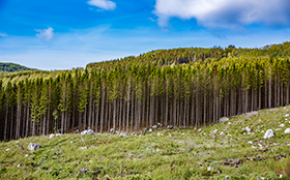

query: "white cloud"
(88, 0), (116, 10)
(154, 0), (290, 28)
(0, 32), (7, 37)
(35, 27), (54, 41)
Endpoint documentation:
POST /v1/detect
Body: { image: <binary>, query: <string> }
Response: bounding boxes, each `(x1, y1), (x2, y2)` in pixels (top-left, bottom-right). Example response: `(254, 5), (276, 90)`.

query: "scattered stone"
(152, 125), (158, 129)
(6, 148), (10, 151)
(285, 114), (290, 118)
(280, 174), (283, 178)
(279, 124), (285, 127)
(263, 129), (274, 139)
(110, 128), (115, 134)
(207, 166), (211, 171)
(157, 123), (163, 127)
(219, 117), (229, 122)
(198, 128), (203, 132)
(119, 132), (129, 137)
(248, 141), (253, 144)
(49, 133), (62, 139)
(220, 132), (224, 135)
(167, 125), (174, 129)
(284, 128), (290, 134)
(149, 128), (153, 133)
(213, 129), (218, 134)
(225, 175), (230, 180)
(228, 122), (232, 125)
(27, 143), (41, 151)
(17, 163), (24, 167)
(246, 111), (258, 118)
(242, 126), (251, 134)
(81, 129), (95, 135)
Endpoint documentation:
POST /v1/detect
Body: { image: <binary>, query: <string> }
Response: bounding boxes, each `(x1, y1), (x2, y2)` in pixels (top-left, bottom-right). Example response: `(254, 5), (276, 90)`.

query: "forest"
(1, 42), (290, 141)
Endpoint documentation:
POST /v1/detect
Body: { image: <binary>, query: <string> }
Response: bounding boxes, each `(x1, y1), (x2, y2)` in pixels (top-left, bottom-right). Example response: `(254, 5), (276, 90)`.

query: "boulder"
(213, 129), (218, 134)
(119, 132), (129, 137)
(27, 143), (41, 151)
(285, 114), (290, 118)
(81, 129), (95, 135)
(149, 128), (153, 133)
(284, 128), (290, 134)
(152, 125), (158, 129)
(157, 123), (163, 127)
(279, 124), (285, 127)
(110, 128), (115, 134)
(49, 134), (56, 139)
(167, 125), (174, 129)
(263, 129), (274, 139)
(219, 117), (229, 123)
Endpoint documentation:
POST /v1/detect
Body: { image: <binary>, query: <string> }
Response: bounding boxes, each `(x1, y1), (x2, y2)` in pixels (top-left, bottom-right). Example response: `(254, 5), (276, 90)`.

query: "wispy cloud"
(0, 32), (7, 37)
(35, 27), (54, 41)
(154, 0), (290, 29)
(88, 0), (116, 10)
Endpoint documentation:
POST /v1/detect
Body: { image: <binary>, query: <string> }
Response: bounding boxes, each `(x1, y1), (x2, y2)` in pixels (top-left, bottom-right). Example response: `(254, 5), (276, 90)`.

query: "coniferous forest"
(1, 43), (290, 141)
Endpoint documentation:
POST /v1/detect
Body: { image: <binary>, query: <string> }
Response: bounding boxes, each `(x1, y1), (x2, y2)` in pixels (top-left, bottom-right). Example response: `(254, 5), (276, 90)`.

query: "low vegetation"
(1, 106), (290, 179)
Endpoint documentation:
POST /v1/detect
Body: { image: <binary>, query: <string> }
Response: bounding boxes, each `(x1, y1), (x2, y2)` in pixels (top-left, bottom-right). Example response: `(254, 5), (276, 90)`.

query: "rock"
(119, 132), (129, 137)
(167, 125), (174, 129)
(263, 129), (274, 139)
(27, 143), (41, 151)
(213, 129), (218, 134)
(49, 134), (56, 138)
(198, 128), (203, 132)
(6, 148), (10, 151)
(157, 123), (162, 127)
(225, 176), (230, 180)
(207, 166), (211, 171)
(242, 126), (251, 134)
(17, 163), (24, 167)
(228, 122), (232, 125)
(149, 128), (153, 133)
(110, 128), (115, 134)
(219, 117), (229, 122)
(284, 128), (290, 134)
(220, 132), (224, 135)
(81, 129), (95, 135)
(152, 125), (158, 129)
(285, 114), (289, 118)
(246, 111), (258, 118)
(279, 124), (285, 127)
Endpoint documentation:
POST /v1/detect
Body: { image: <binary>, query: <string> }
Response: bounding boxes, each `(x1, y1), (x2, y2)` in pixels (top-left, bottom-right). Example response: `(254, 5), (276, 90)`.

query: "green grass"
(1, 107), (290, 179)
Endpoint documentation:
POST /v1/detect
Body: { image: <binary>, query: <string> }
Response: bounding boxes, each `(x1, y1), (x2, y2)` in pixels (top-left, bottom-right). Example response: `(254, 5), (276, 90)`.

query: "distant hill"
(0, 62), (37, 76)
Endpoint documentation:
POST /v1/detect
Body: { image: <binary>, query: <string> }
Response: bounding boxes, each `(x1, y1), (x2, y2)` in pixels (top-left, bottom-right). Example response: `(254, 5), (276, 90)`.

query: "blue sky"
(0, 0), (290, 70)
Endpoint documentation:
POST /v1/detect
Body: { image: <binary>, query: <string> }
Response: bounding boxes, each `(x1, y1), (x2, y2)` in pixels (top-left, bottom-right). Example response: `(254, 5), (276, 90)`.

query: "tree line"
(1, 54), (290, 141)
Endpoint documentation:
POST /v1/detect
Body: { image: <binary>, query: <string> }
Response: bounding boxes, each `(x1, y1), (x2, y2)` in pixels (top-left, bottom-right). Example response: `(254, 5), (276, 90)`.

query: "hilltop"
(1, 106), (290, 179)
(0, 62), (37, 76)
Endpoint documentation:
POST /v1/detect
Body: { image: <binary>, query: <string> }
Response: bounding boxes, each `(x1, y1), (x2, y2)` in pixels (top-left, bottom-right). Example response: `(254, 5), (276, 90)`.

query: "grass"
(1, 106), (290, 179)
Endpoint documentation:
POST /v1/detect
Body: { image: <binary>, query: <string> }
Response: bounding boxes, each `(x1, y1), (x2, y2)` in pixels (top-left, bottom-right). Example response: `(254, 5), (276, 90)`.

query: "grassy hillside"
(1, 106), (290, 179)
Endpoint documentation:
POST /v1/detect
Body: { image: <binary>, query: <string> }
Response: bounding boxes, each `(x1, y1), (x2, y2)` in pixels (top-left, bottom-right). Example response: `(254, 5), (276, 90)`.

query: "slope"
(1, 106), (290, 179)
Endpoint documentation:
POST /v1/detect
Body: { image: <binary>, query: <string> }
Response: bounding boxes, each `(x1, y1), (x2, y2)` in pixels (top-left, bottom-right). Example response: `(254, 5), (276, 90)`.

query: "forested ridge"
(1, 42), (290, 141)
(0, 63), (37, 77)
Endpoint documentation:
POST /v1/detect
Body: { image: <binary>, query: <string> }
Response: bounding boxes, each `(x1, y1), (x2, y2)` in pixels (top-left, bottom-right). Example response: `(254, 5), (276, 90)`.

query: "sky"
(0, 0), (290, 70)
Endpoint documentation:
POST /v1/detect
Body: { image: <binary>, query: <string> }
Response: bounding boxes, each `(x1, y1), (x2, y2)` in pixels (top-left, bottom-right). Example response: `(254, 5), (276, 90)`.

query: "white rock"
(279, 124), (285, 127)
(213, 129), (218, 134)
(285, 114), (289, 117)
(280, 174), (283, 178)
(167, 125), (173, 129)
(110, 128), (115, 134)
(228, 122), (232, 125)
(27, 143), (41, 151)
(219, 117), (229, 122)
(220, 132), (224, 135)
(81, 129), (95, 135)
(149, 128), (153, 133)
(152, 125), (158, 129)
(263, 129), (274, 139)
(119, 133), (129, 137)
(6, 148), (10, 151)
(207, 167), (211, 171)
(248, 141), (253, 144)
(157, 123), (162, 127)
(284, 128), (290, 134)
(198, 128), (203, 132)
(49, 134), (56, 139)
